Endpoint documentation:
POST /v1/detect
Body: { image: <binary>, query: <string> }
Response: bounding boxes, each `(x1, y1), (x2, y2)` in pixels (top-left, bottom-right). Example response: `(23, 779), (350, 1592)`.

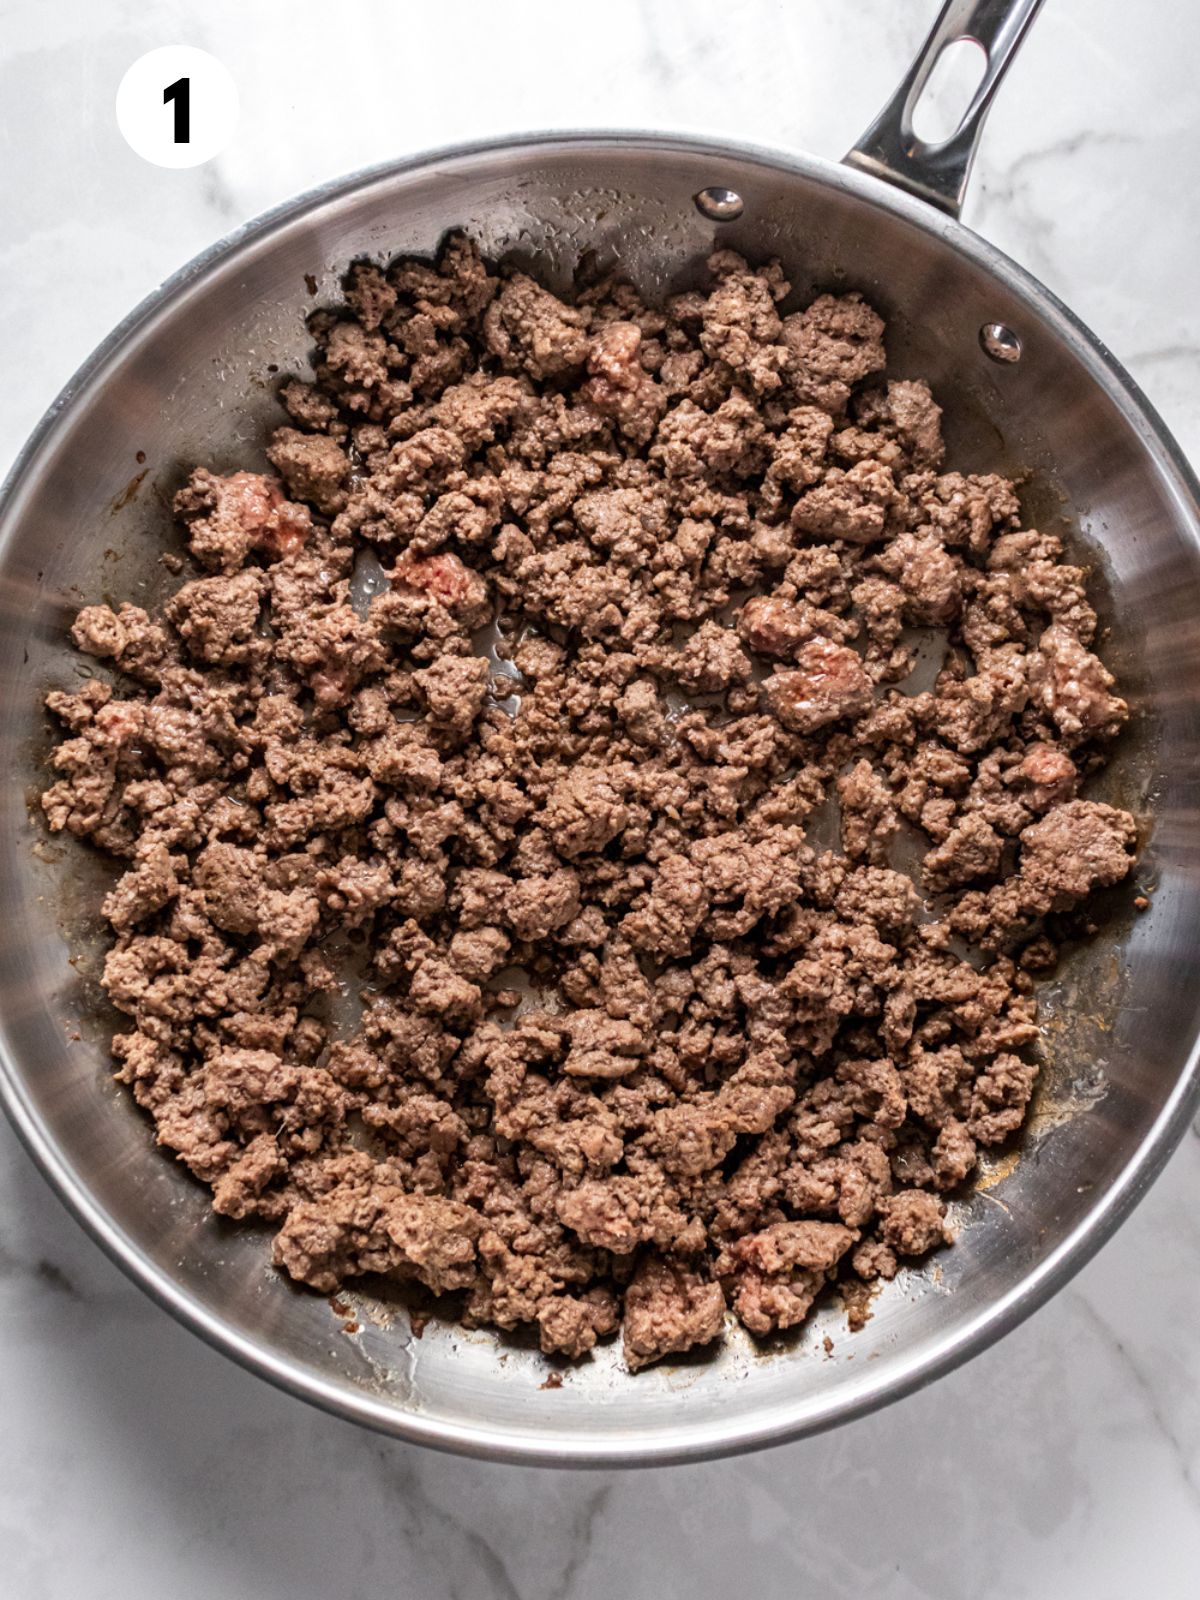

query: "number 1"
(164, 76), (190, 143)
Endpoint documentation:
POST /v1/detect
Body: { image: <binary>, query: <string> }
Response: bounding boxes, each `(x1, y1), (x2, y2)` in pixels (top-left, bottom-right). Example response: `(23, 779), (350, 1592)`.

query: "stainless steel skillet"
(1, 0), (1198, 1466)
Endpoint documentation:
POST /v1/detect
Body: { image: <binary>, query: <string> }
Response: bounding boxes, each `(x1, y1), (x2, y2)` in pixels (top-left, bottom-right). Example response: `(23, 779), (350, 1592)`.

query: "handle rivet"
(694, 187), (744, 221)
(980, 322), (1022, 363)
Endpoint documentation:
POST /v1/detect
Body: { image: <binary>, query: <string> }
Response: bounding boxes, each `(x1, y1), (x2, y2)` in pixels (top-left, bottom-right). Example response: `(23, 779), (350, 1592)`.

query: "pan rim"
(2, 126), (1199, 1468)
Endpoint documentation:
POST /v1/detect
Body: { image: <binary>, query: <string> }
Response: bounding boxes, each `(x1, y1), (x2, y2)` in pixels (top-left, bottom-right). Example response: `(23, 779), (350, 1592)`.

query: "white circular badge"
(116, 46), (238, 169)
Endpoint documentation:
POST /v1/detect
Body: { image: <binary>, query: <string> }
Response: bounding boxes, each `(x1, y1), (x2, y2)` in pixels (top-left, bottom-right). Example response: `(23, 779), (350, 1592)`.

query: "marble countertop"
(2, 1), (1198, 1594)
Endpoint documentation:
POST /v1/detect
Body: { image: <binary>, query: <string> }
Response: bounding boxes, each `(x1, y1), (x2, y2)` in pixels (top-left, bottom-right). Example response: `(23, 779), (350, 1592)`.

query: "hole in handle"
(911, 37), (988, 145)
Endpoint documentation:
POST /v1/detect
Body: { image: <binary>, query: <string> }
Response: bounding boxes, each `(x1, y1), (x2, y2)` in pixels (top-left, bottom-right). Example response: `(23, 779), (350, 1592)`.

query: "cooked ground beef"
(40, 235), (1137, 1373)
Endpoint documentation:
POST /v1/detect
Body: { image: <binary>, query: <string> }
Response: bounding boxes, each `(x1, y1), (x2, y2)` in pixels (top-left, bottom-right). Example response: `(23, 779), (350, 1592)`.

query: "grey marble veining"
(2, 1), (1199, 1595)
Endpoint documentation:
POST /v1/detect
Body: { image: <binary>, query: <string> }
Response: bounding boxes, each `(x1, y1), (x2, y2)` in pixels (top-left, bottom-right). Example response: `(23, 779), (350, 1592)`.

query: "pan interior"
(3, 136), (1198, 1463)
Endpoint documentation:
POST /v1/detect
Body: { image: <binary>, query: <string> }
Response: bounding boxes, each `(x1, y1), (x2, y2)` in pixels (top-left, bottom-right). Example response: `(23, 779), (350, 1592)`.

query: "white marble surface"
(2, 1), (1199, 1594)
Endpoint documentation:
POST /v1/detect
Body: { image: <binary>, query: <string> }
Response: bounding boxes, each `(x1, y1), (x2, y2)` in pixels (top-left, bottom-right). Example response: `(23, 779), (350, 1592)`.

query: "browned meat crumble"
(41, 235), (1136, 1371)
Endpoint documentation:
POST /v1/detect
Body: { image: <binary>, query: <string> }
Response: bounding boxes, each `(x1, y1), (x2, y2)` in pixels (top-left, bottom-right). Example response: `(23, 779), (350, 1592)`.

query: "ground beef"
(765, 637), (875, 733)
(921, 811), (1005, 892)
(879, 1191), (949, 1256)
(1029, 622), (1128, 745)
(41, 234), (1137, 1373)
(725, 1220), (855, 1335)
(266, 427), (351, 515)
(622, 1255), (727, 1370)
(173, 468), (312, 571)
(483, 272), (590, 380)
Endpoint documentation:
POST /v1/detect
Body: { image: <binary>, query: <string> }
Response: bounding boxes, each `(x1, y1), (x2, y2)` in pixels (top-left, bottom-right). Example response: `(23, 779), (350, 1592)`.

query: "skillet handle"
(844, 0), (1045, 219)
